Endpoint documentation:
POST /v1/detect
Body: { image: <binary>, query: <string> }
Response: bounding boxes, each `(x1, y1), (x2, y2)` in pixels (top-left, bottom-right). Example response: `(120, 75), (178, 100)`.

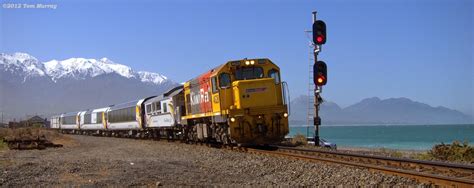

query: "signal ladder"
(306, 43), (315, 138)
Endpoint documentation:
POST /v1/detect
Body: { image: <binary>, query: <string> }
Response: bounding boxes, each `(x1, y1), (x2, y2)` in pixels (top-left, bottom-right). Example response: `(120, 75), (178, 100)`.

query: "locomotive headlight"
(250, 60), (255, 65)
(230, 117), (236, 122)
(283, 113), (288, 118)
(245, 61), (250, 65)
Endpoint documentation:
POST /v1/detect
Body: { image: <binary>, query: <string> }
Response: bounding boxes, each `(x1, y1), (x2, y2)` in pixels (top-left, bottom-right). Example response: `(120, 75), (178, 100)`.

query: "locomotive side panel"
(185, 71), (213, 116)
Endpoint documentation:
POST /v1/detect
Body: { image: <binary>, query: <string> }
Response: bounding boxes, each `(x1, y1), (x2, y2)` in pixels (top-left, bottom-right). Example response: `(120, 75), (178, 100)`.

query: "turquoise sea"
(289, 124), (474, 150)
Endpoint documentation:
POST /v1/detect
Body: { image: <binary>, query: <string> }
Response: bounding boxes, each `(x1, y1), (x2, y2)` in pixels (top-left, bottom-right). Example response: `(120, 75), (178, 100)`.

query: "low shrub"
(292, 134), (308, 146)
(428, 140), (474, 163)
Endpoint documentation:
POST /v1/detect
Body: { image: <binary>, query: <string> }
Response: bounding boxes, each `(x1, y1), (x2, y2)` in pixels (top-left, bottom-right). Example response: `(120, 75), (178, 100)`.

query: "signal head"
(312, 20), (327, 45)
(313, 61), (327, 86)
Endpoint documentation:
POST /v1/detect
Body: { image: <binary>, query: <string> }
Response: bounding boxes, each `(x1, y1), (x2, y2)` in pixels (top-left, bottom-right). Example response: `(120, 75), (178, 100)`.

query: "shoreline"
(289, 124), (474, 127)
(337, 146), (428, 153)
(288, 124), (473, 151)
(297, 144), (473, 165)
(298, 144), (426, 158)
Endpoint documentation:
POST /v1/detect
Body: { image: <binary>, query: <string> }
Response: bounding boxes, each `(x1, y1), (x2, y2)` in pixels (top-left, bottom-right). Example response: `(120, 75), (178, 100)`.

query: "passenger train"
(50, 58), (290, 145)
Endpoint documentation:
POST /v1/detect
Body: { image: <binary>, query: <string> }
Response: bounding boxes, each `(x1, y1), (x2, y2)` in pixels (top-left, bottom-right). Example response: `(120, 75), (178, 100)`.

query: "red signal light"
(312, 20), (327, 45)
(316, 35), (324, 43)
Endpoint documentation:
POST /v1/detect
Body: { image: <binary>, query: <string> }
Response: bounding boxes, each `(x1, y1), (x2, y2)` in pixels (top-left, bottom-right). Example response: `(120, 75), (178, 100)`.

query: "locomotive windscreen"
(235, 67), (264, 80)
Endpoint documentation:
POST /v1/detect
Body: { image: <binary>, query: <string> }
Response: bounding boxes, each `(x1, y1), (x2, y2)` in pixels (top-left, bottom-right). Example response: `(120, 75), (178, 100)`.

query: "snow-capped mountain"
(1, 52), (168, 85)
(0, 53), (46, 82)
(0, 52), (177, 122)
(137, 71), (167, 84)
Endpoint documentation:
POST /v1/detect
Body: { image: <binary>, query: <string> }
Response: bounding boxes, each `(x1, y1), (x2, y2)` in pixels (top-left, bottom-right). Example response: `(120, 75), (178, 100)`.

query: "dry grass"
(0, 127), (78, 148)
(0, 141), (6, 150)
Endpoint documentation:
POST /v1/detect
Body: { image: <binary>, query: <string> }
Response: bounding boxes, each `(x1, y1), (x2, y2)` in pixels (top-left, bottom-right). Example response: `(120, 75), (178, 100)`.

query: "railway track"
(56, 132), (473, 186)
(245, 146), (474, 187)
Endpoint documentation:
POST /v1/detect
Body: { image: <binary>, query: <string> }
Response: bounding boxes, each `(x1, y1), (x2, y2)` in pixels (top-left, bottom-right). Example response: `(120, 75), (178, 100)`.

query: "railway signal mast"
(312, 11), (327, 146)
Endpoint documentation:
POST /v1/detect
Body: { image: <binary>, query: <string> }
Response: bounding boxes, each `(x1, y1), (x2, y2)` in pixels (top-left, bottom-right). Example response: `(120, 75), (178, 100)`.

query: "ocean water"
(289, 124), (474, 150)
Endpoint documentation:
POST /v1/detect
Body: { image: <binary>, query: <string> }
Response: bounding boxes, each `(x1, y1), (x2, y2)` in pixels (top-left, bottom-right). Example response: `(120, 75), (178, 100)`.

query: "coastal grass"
(415, 140), (474, 163)
(378, 148), (404, 158)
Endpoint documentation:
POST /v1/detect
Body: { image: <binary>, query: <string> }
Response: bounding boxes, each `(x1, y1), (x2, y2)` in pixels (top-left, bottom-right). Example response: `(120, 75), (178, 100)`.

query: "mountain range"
(1, 52), (472, 125)
(0, 52), (177, 121)
(290, 95), (473, 125)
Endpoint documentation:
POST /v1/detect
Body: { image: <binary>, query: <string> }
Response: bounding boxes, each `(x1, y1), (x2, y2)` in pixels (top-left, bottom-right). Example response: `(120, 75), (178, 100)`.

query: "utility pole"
(311, 11), (328, 146)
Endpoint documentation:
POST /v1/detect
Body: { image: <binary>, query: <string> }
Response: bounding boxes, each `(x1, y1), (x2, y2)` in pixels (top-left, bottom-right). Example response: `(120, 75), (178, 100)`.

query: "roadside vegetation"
(291, 134), (308, 146)
(415, 140), (474, 163)
(279, 133), (308, 147)
(0, 128), (11, 150)
(0, 140), (6, 150)
(377, 148), (404, 158)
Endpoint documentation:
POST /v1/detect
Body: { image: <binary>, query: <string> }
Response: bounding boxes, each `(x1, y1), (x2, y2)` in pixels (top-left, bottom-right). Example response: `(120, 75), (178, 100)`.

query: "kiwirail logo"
(2, 2), (58, 9)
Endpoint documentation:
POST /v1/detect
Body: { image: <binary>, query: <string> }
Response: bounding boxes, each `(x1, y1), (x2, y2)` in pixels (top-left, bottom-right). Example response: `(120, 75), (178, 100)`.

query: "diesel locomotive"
(50, 58), (290, 145)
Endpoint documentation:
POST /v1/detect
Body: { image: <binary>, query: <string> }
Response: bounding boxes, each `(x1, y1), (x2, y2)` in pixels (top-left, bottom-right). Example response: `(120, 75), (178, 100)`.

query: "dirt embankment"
(1, 132), (423, 186)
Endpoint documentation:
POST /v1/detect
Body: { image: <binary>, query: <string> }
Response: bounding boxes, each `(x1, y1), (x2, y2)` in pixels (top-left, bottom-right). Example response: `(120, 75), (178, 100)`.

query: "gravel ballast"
(0, 135), (424, 186)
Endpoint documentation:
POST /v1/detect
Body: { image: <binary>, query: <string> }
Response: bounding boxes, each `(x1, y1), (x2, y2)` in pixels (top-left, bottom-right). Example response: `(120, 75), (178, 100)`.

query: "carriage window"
(155, 102), (161, 112)
(235, 67), (263, 80)
(146, 104), (151, 114)
(62, 116), (76, 125)
(84, 113), (91, 124)
(268, 69), (280, 84)
(162, 102), (168, 113)
(211, 77), (218, 93)
(108, 107), (135, 123)
(219, 73), (231, 88)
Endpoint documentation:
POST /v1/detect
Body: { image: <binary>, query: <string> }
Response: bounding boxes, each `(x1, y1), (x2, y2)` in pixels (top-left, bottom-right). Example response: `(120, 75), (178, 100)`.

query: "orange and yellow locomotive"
(182, 58), (289, 145)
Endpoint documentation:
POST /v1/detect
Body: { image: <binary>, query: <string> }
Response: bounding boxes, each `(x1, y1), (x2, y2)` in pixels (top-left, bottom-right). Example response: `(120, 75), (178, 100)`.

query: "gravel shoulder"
(1, 134), (423, 186)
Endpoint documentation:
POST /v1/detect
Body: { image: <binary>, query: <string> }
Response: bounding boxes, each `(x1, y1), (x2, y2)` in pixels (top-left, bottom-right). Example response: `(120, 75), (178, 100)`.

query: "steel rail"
(246, 146), (474, 187)
(276, 146), (474, 171)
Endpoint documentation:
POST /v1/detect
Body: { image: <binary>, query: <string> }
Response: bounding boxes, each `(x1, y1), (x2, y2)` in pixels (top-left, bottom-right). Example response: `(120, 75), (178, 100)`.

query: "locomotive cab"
(226, 59), (289, 144)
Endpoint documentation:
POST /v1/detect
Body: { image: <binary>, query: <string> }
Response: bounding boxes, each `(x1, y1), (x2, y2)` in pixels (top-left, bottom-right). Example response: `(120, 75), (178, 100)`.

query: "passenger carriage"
(59, 111), (82, 133)
(80, 107), (109, 132)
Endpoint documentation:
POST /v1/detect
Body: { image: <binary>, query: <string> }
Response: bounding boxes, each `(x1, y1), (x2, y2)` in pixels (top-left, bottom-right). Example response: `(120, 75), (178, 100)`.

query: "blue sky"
(2, 0), (473, 116)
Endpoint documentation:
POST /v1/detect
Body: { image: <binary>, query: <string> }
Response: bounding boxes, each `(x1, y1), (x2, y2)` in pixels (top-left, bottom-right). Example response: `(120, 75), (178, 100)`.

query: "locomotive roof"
(185, 58), (276, 86)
